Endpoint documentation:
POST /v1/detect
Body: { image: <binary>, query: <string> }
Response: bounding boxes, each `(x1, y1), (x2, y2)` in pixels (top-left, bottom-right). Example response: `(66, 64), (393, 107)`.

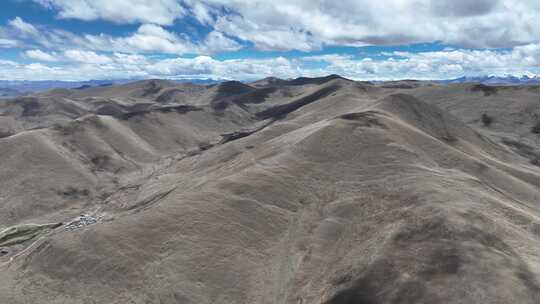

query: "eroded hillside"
(1, 76), (540, 303)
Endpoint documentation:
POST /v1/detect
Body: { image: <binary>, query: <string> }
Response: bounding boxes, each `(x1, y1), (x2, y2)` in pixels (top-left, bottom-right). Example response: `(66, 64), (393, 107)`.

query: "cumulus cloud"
(213, 14), (321, 51)
(3, 18), (240, 55)
(298, 46), (540, 80)
(112, 53), (149, 65)
(146, 55), (300, 80)
(189, 0), (540, 50)
(34, 0), (185, 25)
(3, 1), (540, 80)
(430, 0), (500, 17)
(0, 59), (18, 67)
(0, 38), (19, 48)
(0, 52), (302, 81)
(3, 45), (540, 81)
(63, 50), (113, 64)
(22, 0), (540, 51)
(24, 49), (60, 61)
(95, 24), (241, 54)
(7, 17), (39, 36)
(202, 31), (243, 53)
(110, 23), (197, 54)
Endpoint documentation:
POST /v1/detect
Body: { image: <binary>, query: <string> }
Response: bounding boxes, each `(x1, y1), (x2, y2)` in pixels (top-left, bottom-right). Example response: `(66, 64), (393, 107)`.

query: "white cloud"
(185, 0), (214, 25)
(0, 38), (19, 48)
(24, 49), (60, 61)
(3, 45), (540, 81)
(7, 17), (39, 36)
(3, 44), (540, 81)
(113, 24), (196, 54)
(24, 48), (151, 66)
(213, 14), (321, 51)
(0, 53), (302, 81)
(301, 54), (354, 62)
(19, 0), (540, 52)
(3, 18), (241, 55)
(298, 46), (540, 80)
(202, 31), (242, 53)
(146, 55), (300, 80)
(4, 2), (540, 81)
(112, 53), (148, 65)
(0, 59), (18, 67)
(34, 0), (185, 25)
(63, 50), (113, 64)
(190, 0), (540, 50)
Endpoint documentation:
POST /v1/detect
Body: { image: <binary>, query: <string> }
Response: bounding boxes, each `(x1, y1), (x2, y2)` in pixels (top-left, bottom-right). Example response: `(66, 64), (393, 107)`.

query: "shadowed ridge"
(379, 79), (428, 89)
(323, 211), (540, 304)
(154, 82), (207, 103)
(374, 93), (460, 143)
(373, 93), (540, 189)
(210, 81), (256, 110)
(135, 79), (176, 97)
(66, 79), (178, 99)
(124, 79), (176, 88)
(214, 81), (254, 97)
(287, 74), (352, 86)
(255, 81), (342, 120)
(38, 88), (74, 97)
(470, 83), (498, 96)
(250, 76), (287, 87)
(4, 95), (86, 119)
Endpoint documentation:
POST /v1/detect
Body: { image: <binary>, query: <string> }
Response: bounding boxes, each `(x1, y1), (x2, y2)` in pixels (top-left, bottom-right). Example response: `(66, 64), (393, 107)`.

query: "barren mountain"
(1, 76), (540, 303)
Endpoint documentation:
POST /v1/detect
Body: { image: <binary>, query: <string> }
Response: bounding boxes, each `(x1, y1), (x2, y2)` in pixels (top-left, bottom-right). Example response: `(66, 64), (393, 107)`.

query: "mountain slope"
(1, 77), (540, 303)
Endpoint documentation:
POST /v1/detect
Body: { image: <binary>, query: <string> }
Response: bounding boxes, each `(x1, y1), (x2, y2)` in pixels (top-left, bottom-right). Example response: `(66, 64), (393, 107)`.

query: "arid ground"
(1, 75), (540, 303)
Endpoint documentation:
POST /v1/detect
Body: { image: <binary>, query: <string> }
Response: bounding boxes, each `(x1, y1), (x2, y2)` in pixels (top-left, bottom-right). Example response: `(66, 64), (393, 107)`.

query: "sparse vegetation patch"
(532, 122), (540, 134)
(482, 113), (493, 126)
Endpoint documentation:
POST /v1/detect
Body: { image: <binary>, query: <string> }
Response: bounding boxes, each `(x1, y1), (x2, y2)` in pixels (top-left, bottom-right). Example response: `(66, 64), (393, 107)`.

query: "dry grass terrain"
(1, 76), (540, 303)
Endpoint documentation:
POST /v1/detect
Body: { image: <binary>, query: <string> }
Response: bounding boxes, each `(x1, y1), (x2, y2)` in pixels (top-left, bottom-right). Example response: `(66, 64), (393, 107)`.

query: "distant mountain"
(0, 87), (24, 97)
(1, 74), (539, 98)
(0, 78), (224, 97)
(439, 74), (540, 85)
(171, 78), (222, 85)
(0, 79), (132, 97)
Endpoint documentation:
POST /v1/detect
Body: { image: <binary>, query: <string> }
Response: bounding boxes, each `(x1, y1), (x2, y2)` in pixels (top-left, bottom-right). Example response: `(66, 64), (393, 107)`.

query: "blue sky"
(1, 0), (540, 81)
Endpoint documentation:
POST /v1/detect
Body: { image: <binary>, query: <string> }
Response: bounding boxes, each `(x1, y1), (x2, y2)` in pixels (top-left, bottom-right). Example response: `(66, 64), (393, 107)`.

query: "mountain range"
(0, 78), (221, 97)
(439, 74), (540, 85)
(1, 75), (539, 98)
(1, 75), (540, 303)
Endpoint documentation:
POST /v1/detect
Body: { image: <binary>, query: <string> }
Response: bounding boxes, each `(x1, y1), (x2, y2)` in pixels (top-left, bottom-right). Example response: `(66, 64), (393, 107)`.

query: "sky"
(1, 0), (540, 81)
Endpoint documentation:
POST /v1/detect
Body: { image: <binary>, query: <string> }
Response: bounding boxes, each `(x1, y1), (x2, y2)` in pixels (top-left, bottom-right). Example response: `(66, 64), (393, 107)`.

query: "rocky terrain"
(1, 75), (540, 303)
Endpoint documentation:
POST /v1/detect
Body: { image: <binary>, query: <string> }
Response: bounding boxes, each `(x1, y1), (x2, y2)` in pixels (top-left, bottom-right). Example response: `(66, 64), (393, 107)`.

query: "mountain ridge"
(1, 75), (540, 303)
(2, 74), (540, 98)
